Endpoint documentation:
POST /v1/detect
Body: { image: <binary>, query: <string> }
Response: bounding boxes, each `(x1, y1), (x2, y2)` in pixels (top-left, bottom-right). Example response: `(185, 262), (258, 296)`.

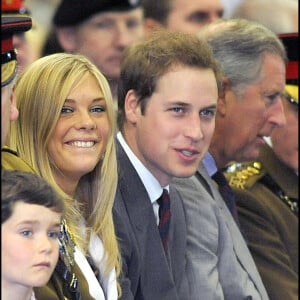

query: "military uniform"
(34, 261), (96, 300)
(226, 144), (298, 300)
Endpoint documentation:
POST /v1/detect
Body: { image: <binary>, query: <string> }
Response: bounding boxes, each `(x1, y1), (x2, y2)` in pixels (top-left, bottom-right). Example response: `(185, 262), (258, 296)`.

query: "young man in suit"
(173, 18), (287, 299)
(113, 29), (223, 299)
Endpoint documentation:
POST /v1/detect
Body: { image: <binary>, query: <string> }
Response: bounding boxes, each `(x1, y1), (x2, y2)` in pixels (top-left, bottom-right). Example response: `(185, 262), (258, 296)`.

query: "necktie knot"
(158, 189), (171, 251)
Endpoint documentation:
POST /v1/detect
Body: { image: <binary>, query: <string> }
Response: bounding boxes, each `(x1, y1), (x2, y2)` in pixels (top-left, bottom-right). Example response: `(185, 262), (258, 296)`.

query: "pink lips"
(34, 262), (51, 268)
(177, 148), (201, 162)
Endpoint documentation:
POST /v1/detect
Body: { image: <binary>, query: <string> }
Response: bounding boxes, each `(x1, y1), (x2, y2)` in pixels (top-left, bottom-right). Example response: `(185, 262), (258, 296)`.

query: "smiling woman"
(47, 72), (110, 196)
(7, 53), (120, 300)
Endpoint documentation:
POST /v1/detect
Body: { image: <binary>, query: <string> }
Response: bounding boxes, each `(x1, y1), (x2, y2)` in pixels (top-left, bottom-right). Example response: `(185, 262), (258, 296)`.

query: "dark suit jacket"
(228, 144), (298, 300)
(113, 139), (189, 300)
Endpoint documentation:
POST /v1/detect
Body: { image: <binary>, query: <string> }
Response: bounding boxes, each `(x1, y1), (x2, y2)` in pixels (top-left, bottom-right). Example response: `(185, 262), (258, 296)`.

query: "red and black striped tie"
(158, 189), (171, 251)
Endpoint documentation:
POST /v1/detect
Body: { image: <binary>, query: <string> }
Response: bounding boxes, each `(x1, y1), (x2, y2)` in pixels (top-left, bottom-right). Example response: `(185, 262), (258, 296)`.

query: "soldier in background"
(1, 13), (34, 172)
(52, 0), (144, 103)
(2, 0), (36, 75)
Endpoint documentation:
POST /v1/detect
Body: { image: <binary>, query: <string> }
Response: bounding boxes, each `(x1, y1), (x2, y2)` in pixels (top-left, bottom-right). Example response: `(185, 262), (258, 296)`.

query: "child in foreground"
(1, 170), (64, 300)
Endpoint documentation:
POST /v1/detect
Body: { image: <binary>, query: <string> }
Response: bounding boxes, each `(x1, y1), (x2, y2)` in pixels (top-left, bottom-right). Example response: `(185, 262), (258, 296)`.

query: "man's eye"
(189, 13), (209, 23)
(126, 19), (141, 29)
(94, 21), (113, 29)
(200, 109), (216, 117)
(268, 94), (277, 102)
(171, 107), (185, 113)
(265, 93), (281, 106)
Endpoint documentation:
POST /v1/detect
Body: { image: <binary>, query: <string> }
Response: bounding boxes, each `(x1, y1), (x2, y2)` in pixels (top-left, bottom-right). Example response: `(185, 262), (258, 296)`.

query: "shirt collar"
(117, 132), (168, 203)
(202, 151), (218, 177)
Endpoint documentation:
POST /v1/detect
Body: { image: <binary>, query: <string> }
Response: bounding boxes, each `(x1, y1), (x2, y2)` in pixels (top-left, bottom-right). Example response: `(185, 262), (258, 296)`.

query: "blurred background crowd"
(6, 0), (298, 73)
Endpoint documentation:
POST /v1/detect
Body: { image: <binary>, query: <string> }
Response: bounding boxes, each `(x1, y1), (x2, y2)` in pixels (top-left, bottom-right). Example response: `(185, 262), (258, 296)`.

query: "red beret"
(2, 0), (29, 14)
(1, 15), (32, 87)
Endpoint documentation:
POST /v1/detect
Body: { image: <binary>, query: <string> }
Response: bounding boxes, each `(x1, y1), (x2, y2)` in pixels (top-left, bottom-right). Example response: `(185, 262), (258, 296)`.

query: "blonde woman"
(8, 53), (120, 300)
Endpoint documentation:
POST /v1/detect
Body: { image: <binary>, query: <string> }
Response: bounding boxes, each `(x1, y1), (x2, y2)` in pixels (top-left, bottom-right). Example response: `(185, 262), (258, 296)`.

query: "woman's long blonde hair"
(8, 53), (120, 289)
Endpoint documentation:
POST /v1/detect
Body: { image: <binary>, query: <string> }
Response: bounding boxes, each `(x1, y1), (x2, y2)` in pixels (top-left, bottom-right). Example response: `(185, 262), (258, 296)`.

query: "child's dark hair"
(2, 170), (64, 223)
